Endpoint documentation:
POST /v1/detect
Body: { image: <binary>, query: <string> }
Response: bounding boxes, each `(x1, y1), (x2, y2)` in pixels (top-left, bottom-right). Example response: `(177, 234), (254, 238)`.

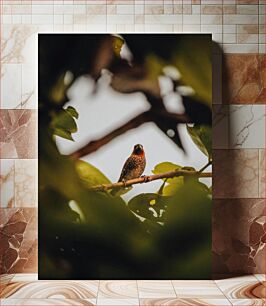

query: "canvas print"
(38, 34), (212, 279)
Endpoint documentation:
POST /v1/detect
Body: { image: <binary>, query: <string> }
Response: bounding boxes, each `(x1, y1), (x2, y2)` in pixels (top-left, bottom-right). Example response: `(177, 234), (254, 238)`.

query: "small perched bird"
(111, 144), (146, 196)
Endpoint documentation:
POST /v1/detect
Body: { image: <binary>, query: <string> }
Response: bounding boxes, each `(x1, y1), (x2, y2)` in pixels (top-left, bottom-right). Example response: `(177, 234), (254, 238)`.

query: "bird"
(111, 144), (146, 196)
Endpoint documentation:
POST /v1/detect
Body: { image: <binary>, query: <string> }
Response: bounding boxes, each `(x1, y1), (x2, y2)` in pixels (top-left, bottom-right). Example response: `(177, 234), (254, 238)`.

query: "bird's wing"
(118, 156), (136, 182)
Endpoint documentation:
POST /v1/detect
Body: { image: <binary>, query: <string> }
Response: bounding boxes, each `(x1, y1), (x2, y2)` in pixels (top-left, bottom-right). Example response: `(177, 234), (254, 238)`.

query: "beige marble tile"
(1, 281), (99, 299)
(237, 5), (259, 14)
(237, 25), (259, 34)
(228, 105), (265, 149)
(237, 33), (259, 44)
(96, 299), (139, 305)
(0, 299), (96, 305)
(254, 274), (266, 283)
(11, 274), (38, 282)
(138, 281), (176, 298)
(229, 299), (266, 305)
(222, 43), (258, 53)
(1, 25), (37, 65)
(139, 298), (232, 305)
(0, 159), (15, 208)
(14, 159), (37, 207)
(21, 62), (36, 109)
(172, 280), (225, 298)
(1, 64), (22, 109)
(98, 281), (138, 299)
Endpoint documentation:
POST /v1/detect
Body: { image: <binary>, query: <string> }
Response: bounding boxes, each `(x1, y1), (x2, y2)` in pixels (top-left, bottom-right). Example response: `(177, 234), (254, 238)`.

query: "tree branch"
(70, 110), (191, 159)
(71, 111), (152, 159)
(90, 169), (212, 192)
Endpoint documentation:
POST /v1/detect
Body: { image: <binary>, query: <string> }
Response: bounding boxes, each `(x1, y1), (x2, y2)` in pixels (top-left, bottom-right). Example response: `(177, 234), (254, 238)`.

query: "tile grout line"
(135, 279), (140, 306)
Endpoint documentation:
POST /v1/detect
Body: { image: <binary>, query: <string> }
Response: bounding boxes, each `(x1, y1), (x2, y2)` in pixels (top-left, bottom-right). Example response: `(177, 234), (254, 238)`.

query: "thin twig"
(199, 160), (212, 173)
(90, 170), (212, 192)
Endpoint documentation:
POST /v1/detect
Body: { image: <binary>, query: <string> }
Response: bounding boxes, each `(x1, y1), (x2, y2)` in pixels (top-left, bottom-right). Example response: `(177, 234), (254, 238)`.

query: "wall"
(0, 0), (265, 276)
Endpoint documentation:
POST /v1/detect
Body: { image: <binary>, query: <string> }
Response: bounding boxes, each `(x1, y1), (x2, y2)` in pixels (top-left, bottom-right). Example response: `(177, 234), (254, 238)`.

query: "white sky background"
(56, 43), (212, 201)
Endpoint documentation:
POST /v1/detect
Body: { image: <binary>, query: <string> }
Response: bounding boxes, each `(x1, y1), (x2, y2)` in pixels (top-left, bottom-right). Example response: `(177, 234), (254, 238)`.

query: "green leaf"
(76, 160), (111, 188)
(181, 166), (196, 172)
(152, 162), (181, 175)
(50, 109), (78, 140)
(66, 106), (79, 119)
(53, 128), (74, 141)
(153, 162), (185, 196)
(163, 180), (211, 237)
(128, 193), (169, 221)
(162, 176), (184, 196)
(186, 124), (212, 158)
(112, 186), (133, 197)
(112, 35), (124, 57)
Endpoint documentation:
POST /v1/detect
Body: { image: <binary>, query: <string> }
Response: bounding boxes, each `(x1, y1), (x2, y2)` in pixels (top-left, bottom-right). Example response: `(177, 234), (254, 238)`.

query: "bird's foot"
(122, 179), (127, 188)
(141, 175), (150, 183)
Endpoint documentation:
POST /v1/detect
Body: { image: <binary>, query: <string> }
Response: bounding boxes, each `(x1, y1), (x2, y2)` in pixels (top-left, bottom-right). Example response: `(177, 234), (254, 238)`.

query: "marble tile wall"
(0, 0), (265, 277)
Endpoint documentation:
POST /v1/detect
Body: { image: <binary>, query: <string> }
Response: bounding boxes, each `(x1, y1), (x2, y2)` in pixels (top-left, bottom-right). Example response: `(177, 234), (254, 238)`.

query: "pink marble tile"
(213, 199), (266, 275)
(213, 149), (259, 198)
(0, 110), (37, 159)
(0, 274), (14, 295)
(259, 150), (265, 198)
(215, 276), (265, 299)
(236, 0), (258, 4)
(0, 208), (38, 274)
(223, 55), (265, 104)
(202, 5), (223, 15)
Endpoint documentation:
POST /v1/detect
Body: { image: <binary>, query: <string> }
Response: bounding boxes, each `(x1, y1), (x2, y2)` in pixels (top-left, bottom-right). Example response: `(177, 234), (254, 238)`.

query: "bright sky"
(56, 74), (211, 201)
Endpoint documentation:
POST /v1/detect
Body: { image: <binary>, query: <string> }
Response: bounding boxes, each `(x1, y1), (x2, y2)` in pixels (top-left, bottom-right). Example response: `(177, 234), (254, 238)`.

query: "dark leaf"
(66, 106), (79, 119)
(186, 124), (212, 158)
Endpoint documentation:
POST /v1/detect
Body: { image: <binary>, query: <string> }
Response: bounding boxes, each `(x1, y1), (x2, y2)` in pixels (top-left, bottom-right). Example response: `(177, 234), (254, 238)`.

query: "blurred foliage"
(76, 160), (111, 188)
(187, 124), (212, 160)
(50, 106), (78, 141)
(39, 34), (212, 279)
